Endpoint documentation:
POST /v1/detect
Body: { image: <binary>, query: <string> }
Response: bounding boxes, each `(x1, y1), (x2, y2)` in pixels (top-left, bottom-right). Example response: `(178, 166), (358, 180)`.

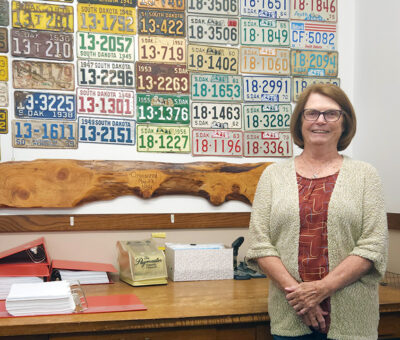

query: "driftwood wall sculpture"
(0, 160), (272, 208)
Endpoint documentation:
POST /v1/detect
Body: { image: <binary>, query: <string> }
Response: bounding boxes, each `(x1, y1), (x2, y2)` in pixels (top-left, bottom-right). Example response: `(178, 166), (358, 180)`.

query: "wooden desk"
(0, 279), (399, 340)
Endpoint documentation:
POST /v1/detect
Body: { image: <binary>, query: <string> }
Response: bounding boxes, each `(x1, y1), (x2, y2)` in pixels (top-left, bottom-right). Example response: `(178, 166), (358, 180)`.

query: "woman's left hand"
(285, 281), (329, 315)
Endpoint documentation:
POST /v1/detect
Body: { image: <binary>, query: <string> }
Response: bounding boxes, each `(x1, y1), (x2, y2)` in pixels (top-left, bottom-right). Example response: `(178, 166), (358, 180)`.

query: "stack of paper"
(0, 277), (43, 300)
(5, 281), (76, 316)
(58, 270), (110, 284)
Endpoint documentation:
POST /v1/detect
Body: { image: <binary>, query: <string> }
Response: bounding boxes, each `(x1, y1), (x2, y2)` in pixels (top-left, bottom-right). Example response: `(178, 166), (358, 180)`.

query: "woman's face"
(301, 92), (344, 150)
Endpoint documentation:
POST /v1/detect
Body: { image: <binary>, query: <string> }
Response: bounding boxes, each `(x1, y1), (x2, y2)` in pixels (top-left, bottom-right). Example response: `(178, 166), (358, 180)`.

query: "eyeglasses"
(302, 109), (344, 122)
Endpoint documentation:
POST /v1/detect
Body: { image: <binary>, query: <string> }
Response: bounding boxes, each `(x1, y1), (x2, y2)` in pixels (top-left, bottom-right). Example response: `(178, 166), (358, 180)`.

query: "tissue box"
(165, 243), (233, 281)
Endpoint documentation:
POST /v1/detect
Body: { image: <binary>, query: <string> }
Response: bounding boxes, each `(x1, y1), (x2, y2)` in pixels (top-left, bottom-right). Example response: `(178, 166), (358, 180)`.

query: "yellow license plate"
(138, 0), (184, 11)
(240, 47), (290, 75)
(187, 44), (239, 74)
(138, 36), (185, 64)
(0, 56), (7, 81)
(12, 1), (74, 32)
(78, 4), (136, 35)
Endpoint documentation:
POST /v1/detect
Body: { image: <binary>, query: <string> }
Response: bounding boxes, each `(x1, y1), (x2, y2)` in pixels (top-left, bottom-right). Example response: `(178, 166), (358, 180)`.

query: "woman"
(246, 84), (388, 340)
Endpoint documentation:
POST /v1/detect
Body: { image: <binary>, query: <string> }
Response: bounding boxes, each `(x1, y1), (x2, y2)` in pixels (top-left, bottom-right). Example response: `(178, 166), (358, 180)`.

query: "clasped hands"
(285, 281), (329, 332)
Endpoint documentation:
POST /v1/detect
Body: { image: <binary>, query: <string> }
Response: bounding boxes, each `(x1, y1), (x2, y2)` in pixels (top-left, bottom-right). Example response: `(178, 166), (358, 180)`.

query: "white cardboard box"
(165, 244), (233, 281)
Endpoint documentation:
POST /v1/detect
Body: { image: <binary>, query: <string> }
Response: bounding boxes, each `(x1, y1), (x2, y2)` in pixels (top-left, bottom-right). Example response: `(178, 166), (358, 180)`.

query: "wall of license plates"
(0, 0), (340, 159)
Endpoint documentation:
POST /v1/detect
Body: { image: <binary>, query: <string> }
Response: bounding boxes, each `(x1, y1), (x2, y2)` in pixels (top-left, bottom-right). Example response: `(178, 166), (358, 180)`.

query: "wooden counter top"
(0, 279), (399, 338)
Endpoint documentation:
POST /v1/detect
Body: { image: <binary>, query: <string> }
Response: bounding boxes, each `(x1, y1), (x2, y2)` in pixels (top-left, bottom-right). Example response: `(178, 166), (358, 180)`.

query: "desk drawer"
(50, 324), (271, 340)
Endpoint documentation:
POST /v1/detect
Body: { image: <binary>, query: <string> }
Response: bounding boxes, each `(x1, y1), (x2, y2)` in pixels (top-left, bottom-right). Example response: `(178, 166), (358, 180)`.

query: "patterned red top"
(297, 172), (339, 333)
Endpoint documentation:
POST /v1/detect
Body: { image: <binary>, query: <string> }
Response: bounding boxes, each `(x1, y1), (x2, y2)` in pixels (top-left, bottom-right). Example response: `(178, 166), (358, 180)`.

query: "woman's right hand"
(300, 304), (328, 333)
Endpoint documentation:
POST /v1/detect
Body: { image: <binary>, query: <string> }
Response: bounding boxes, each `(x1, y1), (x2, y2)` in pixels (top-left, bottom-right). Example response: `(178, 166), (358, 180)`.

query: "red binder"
(0, 238), (51, 277)
(51, 259), (117, 273)
(50, 259), (117, 283)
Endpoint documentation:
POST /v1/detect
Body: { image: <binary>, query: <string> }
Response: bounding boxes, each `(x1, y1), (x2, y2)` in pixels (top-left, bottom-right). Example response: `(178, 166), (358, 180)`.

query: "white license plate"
(137, 125), (190, 153)
(240, 0), (289, 18)
(292, 77), (340, 102)
(191, 73), (242, 102)
(77, 32), (134, 62)
(79, 116), (135, 145)
(244, 131), (292, 157)
(12, 120), (78, 148)
(187, 0), (238, 16)
(77, 88), (134, 117)
(291, 50), (338, 77)
(240, 18), (289, 46)
(187, 15), (239, 45)
(187, 44), (239, 74)
(192, 129), (243, 156)
(191, 102), (242, 129)
(290, 0), (337, 22)
(0, 81), (8, 106)
(77, 60), (134, 88)
(240, 47), (290, 75)
(138, 36), (186, 64)
(243, 76), (290, 102)
(243, 103), (291, 131)
(290, 21), (337, 50)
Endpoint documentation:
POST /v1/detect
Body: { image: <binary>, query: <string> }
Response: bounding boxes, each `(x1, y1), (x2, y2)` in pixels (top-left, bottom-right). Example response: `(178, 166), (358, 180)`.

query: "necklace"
(298, 154), (342, 179)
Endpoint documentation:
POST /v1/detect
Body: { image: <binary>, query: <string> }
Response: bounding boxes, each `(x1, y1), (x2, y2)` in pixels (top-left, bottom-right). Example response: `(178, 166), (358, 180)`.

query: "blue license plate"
(78, 116), (135, 145)
(14, 92), (76, 120)
(243, 76), (290, 102)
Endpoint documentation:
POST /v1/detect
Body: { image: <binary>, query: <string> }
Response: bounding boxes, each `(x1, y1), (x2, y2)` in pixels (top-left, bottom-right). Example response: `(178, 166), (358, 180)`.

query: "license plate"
(78, 4), (136, 35)
(192, 129), (242, 156)
(244, 131), (292, 157)
(240, 47), (290, 75)
(291, 49), (338, 77)
(243, 76), (290, 102)
(240, 18), (289, 46)
(137, 125), (190, 153)
(15, 91), (76, 120)
(78, 0), (137, 7)
(0, 28), (8, 53)
(77, 88), (134, 117)
(290, 0), (337, 22)
(138, 0), (184, 11)
(79, 116), (135, 145)
(187, 0), (238, 16)
(11, 29), (73, 61)
(290, 21), (337, 50)
(12, 60), (74, 90)
(191, 102), (241, 129)
(292, 77), (340, 102)
(243, 103), (291, 131)
(0, 56), (7, 81)
(0, 81), (8, 106)
(137, 93), (189, 124)
(78, 60), (134, 88)
(191, 73), (242, 102)
(240, 0), (289, 18)
(0, 0), (9, 26)
(138, 9), (184, 37)
(12, 119), (78, 148)
(138, 36), (185, 64)
(12, 1), (74, 32)
(77, 32), (134, 62)
(187, 44), (239, 74)
(187, 15), (239, 45)
(0, 109), (7, 134)
(135, 62), (189, 94)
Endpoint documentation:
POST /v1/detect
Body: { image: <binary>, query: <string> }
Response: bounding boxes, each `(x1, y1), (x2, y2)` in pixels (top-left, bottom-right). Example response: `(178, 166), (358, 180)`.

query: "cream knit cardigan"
(246, 156), (388, 340)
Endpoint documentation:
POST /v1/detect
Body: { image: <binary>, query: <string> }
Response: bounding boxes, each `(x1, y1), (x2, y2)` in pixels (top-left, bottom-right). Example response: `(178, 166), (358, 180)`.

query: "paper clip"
(69, 280), (88, 313)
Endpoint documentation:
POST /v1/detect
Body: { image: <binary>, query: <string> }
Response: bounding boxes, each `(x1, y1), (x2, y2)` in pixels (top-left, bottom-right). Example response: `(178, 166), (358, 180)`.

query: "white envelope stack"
(5, 281), (76, 316)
